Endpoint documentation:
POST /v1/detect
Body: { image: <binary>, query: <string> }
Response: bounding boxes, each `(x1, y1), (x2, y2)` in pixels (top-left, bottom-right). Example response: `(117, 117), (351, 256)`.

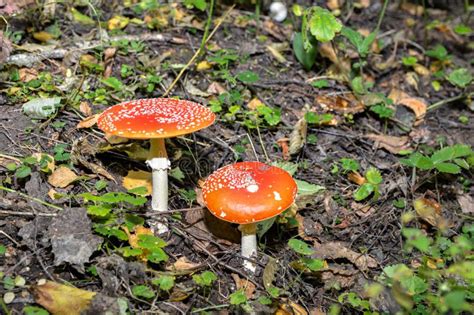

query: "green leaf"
(15, 165), (31, 178)
(147, 248), (169, 263)
(87, 204), (113, 217)
(94, 180), (108, 191)
(341, 27), (363, 50)
(402, 56), (417, 66)
(359, 31), (377, 56)
(0, 245), (5, 256)
(22, 97), (61, 119)
(118, 246), (142, 257)
(288, 239), (314, 255)
(365, 167), (382, 185)
(101, 77), (124, 90)
(71, 7), (95, 25)
(237, 70), (259, 84)
(446, 68), (472, 88)
(311, 79), (329, 88)
(132, 285), (155, 299)
(340, 158), (360, 173)
(400, 275), (428, 295)
(308, 7), (342, 42)
(402, 228), (431, 253)
(426, 44), (449, 61)
(370, 104), (394, 119)
(295, 179), (325, 195)
(353, 183), (374, 201)
(152, 275), (175, 291)
(267, 286), (280, 298)
(137, 234), (167, 250)
(258, 296), (273, 305)
(431, 146), (455, 163)
(193, 270), (217, 287)
(435, 162), (461, 174)
(454, 158), (470, 170)
(23, 306), (49, 315)
(454, 24), (472, 36)
(301, 257), (325, 271)
(351, 76), (365, 94)
(293, 32), (317, 70)
(444, 291), (467, 311)
(305, 112), (334, 125)
(229, 289), (247, 305)
(257, 216), (277, 238)
(169, 167), (185, 181)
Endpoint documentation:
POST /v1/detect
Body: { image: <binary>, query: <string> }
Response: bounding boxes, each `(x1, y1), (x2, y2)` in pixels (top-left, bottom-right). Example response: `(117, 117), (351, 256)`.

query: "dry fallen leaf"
(33, 31), (54, 43)
(315, 94), (365, 114)
(366, 134), (412, 154)
(326, 0), (341, 10)
(231, 274), (255, 299)
(196, 60), (212, 71)
(105, 133), (129, 144)
(266, 44), (287, 63)
(207, 82), (227, 95)
(32, 281), (96, 315)
(457, 194), (474, 214)
(19, 68), (38, 82)
(76, 114), (99, 129)
(398, 98), (428, 126)
(166, 257), (200, 271)
(103, 47), (117, 78)
(32, 153), (55, 172)
(107, 15), (129, 30)
(247, 98), (264, 110)
(263, 257), (278, 290)
(313, 241), (378, 271)
(122, 170), (152, 196)
(123, 226), (154, 262)
(414, 198), (448, 229)
(79, 101), (92, 116)
(276, 299), (308, 315)
(48, 166), (78, 188)
(289, 118), (307, 156)
(277, 138), (290, 160)
(401, 2), (424, 16)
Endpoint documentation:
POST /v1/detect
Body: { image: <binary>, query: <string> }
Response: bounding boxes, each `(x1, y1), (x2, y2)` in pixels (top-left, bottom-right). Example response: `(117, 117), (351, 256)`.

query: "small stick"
(0, 185), (62, 211)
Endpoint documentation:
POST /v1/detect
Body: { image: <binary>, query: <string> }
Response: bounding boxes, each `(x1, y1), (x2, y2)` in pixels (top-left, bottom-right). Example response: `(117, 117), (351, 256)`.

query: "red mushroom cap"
(97, 98), (215, 139)
(202, 161), (297, 224)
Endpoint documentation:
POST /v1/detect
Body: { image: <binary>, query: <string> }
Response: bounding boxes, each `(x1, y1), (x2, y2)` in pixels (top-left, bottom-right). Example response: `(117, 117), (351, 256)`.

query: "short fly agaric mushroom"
(202, 161), (297, 272)
(97, 98), (215, 222)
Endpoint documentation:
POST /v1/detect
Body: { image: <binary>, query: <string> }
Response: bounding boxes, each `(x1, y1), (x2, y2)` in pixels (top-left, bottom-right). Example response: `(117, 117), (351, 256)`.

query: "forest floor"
(0, 1), (473, 314)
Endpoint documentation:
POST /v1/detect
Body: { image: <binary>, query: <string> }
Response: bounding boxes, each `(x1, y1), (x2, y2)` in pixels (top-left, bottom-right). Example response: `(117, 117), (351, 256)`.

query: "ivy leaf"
(193, 271), (217, 287)
(301, 257), (325, 271)
(152, 275), (175, 291)
(147, 248), (169, 263)
(288, 239), (314, 255)
(308, 7), (342, 42)
(446, 68), (472, 88)
(237, 70), (259, 84)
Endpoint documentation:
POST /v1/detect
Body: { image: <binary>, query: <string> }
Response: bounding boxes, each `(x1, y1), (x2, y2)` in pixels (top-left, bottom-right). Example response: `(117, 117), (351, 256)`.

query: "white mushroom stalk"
(147, 138), (170, 212)
(239, 223), (257, 272)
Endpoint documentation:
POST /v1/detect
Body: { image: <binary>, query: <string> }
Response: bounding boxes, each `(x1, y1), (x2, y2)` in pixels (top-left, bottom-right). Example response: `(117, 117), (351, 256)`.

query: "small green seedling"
(353, 167), (383, 201)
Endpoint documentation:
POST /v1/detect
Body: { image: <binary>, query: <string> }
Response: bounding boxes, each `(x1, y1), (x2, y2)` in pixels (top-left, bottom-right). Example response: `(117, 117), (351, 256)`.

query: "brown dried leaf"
(347, 171), (366, 185)
(207, 82), (226, 95)
(48, 166), (78, 188)
(19, 68), (38, 82)
(313, 241), (378, 271)
(276, 138), (290, 160)
(122, 170), (152, 196)
(0, 32), (12, 64)
(166, 257), (200, 271)
(103, 47), (117, 78)
(398, 98), (428, 126)
(247, 98), (264, 110)
(76, 114), (99, 129)
(413, 198), (448, 229)
(266, 44), (287, 63)
(326, 0), (341, 10)
(401, 2), (424, 16)
(32, 281), (96, 315)
(263, 257), (278, 290)
(457, 194), (474, 214)
(365, 134), (412, 154)
(231, 274), (255, 299)
(289, 118), (307, 156)
(277, 299), (308, 315)
(315, 94), (365, 114)
(79, 101), (92, 116)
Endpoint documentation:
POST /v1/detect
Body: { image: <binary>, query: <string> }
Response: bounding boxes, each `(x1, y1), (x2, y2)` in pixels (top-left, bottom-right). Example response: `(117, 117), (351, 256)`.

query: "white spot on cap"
(246, 184), (259, 193)
(273, 191), (281, 201)
(220, 211), (226, 218)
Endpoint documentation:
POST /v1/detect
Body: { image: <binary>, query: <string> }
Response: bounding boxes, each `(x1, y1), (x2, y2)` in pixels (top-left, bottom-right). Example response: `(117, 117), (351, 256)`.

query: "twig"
(163, 2), (233, 97)
(0, 185), (62, 211)
(375, 0), (389, 33)
(427, 93), (470, 112)
(0, 209), (57, 217)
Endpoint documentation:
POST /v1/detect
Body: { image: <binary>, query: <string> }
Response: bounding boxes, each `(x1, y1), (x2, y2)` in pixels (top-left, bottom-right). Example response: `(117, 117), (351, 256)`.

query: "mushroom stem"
(147, 138), (170, 213)
(239, 223), (257, 273)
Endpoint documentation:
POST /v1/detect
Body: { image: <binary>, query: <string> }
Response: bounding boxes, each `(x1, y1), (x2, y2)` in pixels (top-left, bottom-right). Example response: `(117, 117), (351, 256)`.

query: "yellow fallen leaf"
(366, 134), (412, 154)
(398, 97), (427, 126)
(247, 98), (264, 110)
(122, 170), (152, 196)
(266, 44), (287, 63)
(48, 166), (78, 188)
(79, 101), (92, 116)
(413, 64), (430, 77)
(413, 198), (448, 229)
(107, 15), (129, 30)
(196, 61), (212, 71)
(123, 226), (153, 261)
(32, 153), (55, 173)
(32, 281), (96, 315)
(76, 114), (99, 129)
(231, 274), (255, 299)
(33, 31), (54, 43)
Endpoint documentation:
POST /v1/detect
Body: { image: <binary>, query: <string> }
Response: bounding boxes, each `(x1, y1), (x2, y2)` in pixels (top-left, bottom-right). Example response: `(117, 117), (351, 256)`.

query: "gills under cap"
(202, 161), (297, 224)
(97, 98), (215, 139)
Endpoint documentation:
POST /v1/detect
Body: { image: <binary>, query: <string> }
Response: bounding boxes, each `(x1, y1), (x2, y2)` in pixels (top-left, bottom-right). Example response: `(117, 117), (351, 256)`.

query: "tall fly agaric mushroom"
(98, 98), (215, 216)
(202, 161), (297, 272)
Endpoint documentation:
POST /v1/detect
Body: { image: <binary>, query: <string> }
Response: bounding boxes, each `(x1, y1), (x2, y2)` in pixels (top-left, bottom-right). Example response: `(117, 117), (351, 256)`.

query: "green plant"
(400, 144), (473, 175)
(446, 68), (472, 88)
(292, 5), (342, 70)
(193, 270), (217, 287)
(288, 239), (325, 271)
(353, 167), (383, 201)
(340, 158), (360, 174)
